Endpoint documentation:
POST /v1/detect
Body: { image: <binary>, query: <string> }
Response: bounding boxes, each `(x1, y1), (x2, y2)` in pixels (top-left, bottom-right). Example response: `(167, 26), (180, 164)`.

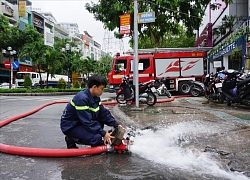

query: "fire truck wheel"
(178, 81), (191, 95)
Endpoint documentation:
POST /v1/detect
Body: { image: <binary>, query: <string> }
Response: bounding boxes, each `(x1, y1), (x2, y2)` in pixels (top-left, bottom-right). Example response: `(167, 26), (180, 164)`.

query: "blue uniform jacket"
(60, 88), (119, 137)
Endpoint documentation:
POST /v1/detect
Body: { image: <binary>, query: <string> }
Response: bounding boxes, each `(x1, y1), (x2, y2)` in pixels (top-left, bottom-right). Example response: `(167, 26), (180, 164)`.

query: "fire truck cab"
(108, 48), (210, 94)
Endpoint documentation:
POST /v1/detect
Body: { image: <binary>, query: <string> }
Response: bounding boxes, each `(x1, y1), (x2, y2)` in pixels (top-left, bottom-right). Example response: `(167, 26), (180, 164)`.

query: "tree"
(43, 47), (64, 88)
(0, 15), (12, 50)
(96, 54), (113, 79)
(0, 15), (43, 53)
(23, 75), (32, 89)
(138, 25), (195, 48)
(19, 39), (47, 88)
(85, 0), (232, 48)
(83, 57), (98, 79)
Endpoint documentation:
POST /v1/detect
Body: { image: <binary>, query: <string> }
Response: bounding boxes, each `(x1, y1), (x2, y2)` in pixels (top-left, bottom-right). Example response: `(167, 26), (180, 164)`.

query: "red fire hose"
(0, 100), (128, 157)
(0, 143), (108, 157)
(0, 96), (186, 157)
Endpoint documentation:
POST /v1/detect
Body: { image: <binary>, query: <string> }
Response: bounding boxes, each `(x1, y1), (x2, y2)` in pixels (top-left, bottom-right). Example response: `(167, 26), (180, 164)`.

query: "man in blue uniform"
(61, 74), (123, 149)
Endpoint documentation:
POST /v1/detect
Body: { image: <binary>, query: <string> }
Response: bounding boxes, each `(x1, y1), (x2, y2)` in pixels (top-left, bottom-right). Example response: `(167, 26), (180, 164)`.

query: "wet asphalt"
(0, 93), (250, 180)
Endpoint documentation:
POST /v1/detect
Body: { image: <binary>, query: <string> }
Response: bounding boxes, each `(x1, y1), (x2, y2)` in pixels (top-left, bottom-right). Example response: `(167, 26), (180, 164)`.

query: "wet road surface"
(0, 95), (250, 179)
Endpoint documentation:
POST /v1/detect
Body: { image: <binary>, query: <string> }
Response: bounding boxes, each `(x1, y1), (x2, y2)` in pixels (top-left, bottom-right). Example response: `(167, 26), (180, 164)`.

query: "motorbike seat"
(237, 78), (250, 88)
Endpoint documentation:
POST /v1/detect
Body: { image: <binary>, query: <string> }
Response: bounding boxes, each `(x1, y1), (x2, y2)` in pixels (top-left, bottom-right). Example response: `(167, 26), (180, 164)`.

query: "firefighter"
(60, 74), (123, 149)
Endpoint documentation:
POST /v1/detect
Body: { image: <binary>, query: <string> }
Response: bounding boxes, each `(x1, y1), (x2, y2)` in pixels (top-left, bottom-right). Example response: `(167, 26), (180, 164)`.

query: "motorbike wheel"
(190, 85), (202, 97)
(116, 94), (126, 104)
(146, 92), (157, 106)
(218, 93), (224, 104)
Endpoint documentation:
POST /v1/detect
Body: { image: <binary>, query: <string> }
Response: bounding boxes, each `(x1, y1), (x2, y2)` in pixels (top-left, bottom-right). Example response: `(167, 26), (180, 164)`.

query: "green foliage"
(208, 26), (249, 57)
(23, 75), (32, 89)
(71, 57), (98, 79)
(85, 0), (232, 48)
(0, 88), (108, 93)
(57, 78), (67, 89)
(43, 47), (65, 88)
(81, 81), (86, 88)
(19, 39), (47, 85)
(0, 14), (43, 53)
(231, 48), (241, 60)
(95, 54), (113, 79)
(0, 14), (12, 50)
(138, 25), (196, 48)
(74, 81), (80, 88)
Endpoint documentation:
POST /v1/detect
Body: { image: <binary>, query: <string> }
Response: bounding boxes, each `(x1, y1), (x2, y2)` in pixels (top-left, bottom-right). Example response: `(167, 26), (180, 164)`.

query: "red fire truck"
(108, 48), (210, 94)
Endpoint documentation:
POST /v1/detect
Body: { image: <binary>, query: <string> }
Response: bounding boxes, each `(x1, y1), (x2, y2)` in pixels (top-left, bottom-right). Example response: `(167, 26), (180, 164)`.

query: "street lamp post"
(2, 47), (17, 89)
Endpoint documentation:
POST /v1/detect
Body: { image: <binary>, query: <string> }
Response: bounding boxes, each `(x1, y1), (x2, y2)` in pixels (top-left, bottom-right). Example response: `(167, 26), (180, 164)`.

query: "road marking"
(204, 109), (250, 125)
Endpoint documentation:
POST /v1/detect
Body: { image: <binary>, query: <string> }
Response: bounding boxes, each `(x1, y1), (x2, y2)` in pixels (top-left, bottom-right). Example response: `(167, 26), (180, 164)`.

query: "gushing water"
(130, 120), (249, 180)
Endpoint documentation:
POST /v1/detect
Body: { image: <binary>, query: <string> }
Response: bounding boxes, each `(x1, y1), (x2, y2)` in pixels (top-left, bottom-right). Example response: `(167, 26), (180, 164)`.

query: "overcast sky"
(29, 0), (130, 53)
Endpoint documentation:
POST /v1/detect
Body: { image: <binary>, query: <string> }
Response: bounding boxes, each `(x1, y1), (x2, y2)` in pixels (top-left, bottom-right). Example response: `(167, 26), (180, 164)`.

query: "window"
(16, 73), (30, 79)
(114, 59), (127, 72)
(130, 58), (150, 72)
(139, 58), (150, 70)
(32, 74), (36, 78)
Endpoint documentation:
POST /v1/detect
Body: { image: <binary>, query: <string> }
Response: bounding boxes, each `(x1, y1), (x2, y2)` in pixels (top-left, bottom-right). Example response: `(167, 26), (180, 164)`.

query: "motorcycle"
(154, 78), (172, 98)
(221, 69), (250, 106)
(116, 76), (157, 106)
(203, 72), (224, 103)
(189, 80), (205, 97)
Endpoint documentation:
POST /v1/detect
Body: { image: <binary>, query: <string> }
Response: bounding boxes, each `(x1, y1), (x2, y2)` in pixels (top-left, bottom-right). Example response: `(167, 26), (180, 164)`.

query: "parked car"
(0, 82), (16, 89)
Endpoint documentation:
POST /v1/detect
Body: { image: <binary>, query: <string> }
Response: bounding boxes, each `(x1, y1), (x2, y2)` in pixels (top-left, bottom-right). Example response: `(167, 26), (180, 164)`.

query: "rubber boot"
(65, 136), (78, 149)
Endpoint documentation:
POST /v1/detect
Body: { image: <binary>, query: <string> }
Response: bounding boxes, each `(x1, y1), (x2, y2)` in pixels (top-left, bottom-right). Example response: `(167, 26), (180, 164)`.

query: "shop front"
(208, 34), (246, 73)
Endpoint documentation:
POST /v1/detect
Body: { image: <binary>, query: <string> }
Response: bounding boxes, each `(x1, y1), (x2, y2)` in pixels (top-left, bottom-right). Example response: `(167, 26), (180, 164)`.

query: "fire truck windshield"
(114, 59), (127, 72)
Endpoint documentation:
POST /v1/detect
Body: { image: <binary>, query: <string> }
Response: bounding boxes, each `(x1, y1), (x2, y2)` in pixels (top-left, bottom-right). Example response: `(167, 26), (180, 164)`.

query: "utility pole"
(133, 0), (139, 107)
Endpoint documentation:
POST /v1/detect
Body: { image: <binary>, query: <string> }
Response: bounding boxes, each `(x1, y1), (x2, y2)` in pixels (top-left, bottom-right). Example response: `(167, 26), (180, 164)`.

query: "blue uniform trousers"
(64, 123), (104, 146)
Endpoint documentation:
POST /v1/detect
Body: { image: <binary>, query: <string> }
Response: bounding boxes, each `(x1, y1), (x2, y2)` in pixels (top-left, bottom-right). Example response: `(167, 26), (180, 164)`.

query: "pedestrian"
(60, 74), (124, 149)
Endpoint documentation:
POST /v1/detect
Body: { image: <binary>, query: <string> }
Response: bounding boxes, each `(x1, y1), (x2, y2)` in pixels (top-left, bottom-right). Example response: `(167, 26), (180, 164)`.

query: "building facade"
(58, 22), (80, 38)
(195, 0), (250, 73)
(81, 31), (105, 60)
(0, 0), (34, 83)
(0, 0), (106, 84)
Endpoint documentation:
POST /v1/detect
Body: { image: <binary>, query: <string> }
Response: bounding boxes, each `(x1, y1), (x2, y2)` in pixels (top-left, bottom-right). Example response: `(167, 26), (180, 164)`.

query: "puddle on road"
(129, 121), (249, 180)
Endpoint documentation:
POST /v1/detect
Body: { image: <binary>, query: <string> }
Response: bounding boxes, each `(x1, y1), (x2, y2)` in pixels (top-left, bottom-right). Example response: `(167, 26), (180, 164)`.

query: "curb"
(0, 92), (77, 96)
(111, 104), (142, 128)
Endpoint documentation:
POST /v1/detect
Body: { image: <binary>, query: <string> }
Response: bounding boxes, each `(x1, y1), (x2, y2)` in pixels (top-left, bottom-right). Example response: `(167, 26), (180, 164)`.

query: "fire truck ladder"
(125, 47), (213, 55)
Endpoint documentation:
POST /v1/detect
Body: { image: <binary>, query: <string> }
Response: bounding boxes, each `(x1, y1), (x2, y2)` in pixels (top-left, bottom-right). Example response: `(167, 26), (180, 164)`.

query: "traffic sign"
(12, 61), (19, 69)
(4, 60), (11, 69)
(138, 11), (155, 24)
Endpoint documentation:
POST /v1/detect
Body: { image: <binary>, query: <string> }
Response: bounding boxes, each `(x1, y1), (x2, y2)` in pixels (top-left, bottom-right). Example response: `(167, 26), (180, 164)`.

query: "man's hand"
(104, 125), (126, 145)
(103, 132), (114, 145)
(118, 125), (126, 132)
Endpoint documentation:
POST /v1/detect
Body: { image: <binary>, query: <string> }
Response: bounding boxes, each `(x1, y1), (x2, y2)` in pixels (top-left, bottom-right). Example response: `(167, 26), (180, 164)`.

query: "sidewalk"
(111, 96), (250, 177)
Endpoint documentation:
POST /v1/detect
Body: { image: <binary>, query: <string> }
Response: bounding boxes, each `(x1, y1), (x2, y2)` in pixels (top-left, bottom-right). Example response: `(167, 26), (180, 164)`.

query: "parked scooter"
(189, 80), (205, 97)
(203, 72), (225, 103)
(154, 78), (172, 98)
(116, 76), (157, 106)
(221, 69), (250, 106)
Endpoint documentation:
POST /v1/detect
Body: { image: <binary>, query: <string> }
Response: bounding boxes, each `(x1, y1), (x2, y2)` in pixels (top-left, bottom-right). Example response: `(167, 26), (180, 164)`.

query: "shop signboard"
(120, 14), (130, 35)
